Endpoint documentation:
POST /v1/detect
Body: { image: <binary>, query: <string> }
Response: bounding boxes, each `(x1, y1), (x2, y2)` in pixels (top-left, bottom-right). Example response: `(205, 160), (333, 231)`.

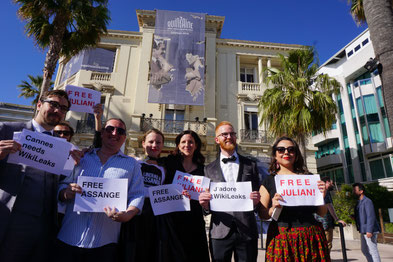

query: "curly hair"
(173, 130), (205, 165)
(268, 136), (309, 174)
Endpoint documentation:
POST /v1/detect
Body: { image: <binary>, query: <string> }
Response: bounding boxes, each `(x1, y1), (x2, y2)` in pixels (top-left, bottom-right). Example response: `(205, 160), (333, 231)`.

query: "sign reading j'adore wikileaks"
(65, 85), (101, 114)
(274, 174), (324, 206)
(209, 182), (253, 212)
(74, 176), (128, 212)
(7, 129), (72, 175)
(148, 10), (206, 106)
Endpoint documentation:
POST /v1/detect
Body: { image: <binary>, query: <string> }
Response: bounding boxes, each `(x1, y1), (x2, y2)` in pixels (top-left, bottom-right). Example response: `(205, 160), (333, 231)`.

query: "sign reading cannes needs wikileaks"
(8, 129), (72, 175)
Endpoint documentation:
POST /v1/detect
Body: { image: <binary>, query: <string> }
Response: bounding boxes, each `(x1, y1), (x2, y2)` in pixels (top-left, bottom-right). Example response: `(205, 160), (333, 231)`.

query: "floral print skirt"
(265, 223), (330, 262)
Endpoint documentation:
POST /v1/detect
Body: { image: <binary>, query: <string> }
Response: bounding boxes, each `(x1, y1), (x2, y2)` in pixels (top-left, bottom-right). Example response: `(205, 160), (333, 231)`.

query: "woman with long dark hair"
(259, 136), (329, 261)
(160, 130), (210, 262)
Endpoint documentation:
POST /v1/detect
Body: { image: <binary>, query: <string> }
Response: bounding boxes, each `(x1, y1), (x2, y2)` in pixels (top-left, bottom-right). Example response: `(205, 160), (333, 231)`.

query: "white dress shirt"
(219, 151), (239, 182)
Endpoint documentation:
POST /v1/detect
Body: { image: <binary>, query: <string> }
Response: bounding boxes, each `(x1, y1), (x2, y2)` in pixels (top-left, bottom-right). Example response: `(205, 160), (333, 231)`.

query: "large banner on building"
(148, 10), (206, 105)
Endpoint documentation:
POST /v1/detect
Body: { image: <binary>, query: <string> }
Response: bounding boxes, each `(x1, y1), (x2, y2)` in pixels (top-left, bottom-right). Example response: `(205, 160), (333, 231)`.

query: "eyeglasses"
(104, 125), (126, 136)
(275, 146), (296, 154)
(54, 130), (72, 136)
(218, 132), (237, 138)
(42, 100), (69, 114)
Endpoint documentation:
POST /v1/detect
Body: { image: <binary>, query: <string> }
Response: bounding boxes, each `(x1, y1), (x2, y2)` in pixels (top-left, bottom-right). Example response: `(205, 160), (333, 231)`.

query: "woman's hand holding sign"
(317, 180), (326, 197)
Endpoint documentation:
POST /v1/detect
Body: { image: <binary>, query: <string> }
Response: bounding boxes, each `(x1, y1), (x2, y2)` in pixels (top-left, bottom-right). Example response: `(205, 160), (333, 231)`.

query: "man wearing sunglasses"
(0, 90), (75, 262)
(199, 121), (261, 262)
(54, 122), (74, 142)
(56, 118), (144, 262)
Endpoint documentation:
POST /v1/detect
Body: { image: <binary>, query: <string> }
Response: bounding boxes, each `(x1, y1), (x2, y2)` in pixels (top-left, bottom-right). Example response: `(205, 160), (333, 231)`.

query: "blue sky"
(0, 0), (367, 106)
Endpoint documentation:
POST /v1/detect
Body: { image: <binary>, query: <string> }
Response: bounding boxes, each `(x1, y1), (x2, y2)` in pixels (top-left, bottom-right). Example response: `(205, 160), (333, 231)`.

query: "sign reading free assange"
(65, 85), (101, 114)
(274, 174), (324, 206)
(74, 176), (128, 212)
(7, 129), (72, 175)
(149, 184), (190, 216)
(209, 182), (253, 212)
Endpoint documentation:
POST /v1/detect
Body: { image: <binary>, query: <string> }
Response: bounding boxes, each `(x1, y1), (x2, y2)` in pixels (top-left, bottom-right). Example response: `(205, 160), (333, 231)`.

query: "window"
(354, 44), (361, 52)
(164, 109), (185, 133)
(347, 50), (353, 57)
(240, 68), (255, 83)
(244, 112), (258, 130)
(362, 38), (369, 46)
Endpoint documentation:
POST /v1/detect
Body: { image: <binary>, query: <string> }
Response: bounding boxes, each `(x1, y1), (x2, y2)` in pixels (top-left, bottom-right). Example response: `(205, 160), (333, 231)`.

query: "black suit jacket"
(204, 153), (260, 240)
(0, 121), (58, 244)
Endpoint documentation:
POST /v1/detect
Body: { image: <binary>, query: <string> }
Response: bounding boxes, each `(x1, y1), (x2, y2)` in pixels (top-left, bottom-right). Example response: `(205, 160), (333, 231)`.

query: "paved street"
(254, 237), (393, 261)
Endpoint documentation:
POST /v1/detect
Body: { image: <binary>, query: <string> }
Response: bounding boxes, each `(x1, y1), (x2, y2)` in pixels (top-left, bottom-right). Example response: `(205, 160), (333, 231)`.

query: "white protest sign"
(149, 184), (190, 216)
(274, 174), (324, 206)
(74, 176), (128, 212)
(65, 85), (101, 114)
(62, 144), (79, 177)
(210, 182), (253, 212)
(8, 129), (72, 175)
(172, 171), (210, 201)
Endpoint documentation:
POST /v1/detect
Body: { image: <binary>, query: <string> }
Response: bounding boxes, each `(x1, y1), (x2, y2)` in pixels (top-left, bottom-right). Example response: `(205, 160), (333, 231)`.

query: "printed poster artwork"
(148, 10), (206, 106)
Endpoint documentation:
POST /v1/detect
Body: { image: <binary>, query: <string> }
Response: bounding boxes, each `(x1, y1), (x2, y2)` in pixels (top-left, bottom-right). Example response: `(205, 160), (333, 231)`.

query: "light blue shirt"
(57, 149), (145, 248)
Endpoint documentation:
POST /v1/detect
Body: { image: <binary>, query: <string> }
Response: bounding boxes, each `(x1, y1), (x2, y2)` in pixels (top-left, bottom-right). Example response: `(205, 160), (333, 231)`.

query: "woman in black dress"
(161, 130), (210, 262)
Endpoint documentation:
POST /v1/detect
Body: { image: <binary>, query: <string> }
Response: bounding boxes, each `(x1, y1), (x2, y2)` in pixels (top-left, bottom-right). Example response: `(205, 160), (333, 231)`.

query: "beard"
(43, 112), (62, 127)
(219, 139), (236, 151)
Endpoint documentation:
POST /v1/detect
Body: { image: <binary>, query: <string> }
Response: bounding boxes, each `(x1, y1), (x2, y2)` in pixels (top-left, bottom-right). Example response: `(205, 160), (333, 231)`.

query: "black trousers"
(56, 240), (117, 262)
(210, 227), (257, 262)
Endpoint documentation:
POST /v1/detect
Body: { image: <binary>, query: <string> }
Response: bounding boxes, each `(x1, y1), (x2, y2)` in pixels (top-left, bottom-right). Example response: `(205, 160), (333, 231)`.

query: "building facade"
(314, 29), (393, 188)
(54, 9), (317, 172)
(0, 102), (34, 122)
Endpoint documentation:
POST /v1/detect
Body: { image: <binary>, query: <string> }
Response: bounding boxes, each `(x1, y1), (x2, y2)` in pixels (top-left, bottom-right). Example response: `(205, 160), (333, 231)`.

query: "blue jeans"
(360, 233), (381, 262)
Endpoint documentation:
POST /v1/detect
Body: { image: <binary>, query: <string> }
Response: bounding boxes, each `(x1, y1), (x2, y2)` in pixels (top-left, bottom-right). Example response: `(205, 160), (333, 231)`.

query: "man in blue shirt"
(353, 183), (381, 262)
(57, 118), (144, 262)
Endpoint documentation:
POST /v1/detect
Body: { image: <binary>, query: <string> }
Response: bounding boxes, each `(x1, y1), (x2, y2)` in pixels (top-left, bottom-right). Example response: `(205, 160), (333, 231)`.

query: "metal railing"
(140, 118), (207, 136)
(239, 129), (273, 144)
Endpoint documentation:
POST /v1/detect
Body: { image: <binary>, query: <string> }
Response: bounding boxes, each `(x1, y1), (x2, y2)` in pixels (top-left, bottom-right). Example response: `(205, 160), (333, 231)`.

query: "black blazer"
(0, 121), (59, 243)
(204, 153), (260, 240)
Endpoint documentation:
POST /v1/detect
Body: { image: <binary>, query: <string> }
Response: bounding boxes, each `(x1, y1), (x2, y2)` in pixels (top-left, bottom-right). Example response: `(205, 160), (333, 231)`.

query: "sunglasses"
(218, 132), (237, 138)
(54, 130), (72, 136)
(42, 100), (69, 114)
(104, 125), (126, 136)
(275, 146), (296, 154)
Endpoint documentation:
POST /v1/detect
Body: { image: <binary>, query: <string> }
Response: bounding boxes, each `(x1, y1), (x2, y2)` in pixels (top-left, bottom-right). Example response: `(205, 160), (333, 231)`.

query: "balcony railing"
(241, 82), (261, 92)
(140, 118), (207, 136)
(91, 72), (111, 81)
(239, 129), (273, 144)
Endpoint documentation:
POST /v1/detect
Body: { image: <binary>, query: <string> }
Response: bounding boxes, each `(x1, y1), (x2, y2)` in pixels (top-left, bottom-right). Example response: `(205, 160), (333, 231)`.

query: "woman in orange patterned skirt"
(259, 136), (330, 261)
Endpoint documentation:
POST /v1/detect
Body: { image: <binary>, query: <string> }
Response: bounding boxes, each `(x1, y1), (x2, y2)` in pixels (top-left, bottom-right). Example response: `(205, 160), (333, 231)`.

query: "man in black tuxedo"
(199, 121), (261, 262)
(0, 90), (79, 262)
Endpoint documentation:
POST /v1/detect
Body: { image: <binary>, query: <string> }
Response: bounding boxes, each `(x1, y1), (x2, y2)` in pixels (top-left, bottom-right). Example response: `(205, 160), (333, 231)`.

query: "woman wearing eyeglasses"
(117, 128), (166, 262)
(259, 136), (329, 261)
(158, 130), (210, 262)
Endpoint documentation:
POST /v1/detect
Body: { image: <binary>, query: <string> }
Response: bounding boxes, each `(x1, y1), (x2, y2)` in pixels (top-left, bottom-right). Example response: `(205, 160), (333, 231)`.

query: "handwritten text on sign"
(74, 176), (128, 212)
(66, 85), (101, 114)
(172, 171), (210, 200)
(274, 174), (323, 206)
(149, 184), (190, 216)
(210, 182), (253, 212)
(8, 129), (72, 175)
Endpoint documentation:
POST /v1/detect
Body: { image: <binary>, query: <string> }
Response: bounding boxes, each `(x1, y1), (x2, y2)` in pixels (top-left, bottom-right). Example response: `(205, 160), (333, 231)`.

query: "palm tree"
(348, 0), (393, 135)
(18, 75), (54, 106)
(14, 0), (110, 98)
(258, 47), (341, 157)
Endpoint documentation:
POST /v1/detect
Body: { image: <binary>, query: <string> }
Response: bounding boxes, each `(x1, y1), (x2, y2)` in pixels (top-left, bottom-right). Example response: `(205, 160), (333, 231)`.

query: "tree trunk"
(39, 13), (68, 99)
(363, 0), (393, 135)
(297, 134), (308, 168)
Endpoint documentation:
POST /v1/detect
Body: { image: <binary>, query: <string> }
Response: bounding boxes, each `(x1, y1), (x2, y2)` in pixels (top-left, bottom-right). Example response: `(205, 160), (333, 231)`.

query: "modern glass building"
(314, 29), (393, 188)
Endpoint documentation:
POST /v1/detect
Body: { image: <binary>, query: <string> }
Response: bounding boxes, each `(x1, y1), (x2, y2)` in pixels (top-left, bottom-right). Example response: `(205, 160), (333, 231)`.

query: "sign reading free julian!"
(66, 85), (101, 114)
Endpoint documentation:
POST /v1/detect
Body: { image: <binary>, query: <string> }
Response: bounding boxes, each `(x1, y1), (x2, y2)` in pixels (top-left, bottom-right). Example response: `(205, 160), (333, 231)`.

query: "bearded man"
(199, 121), (261, 262)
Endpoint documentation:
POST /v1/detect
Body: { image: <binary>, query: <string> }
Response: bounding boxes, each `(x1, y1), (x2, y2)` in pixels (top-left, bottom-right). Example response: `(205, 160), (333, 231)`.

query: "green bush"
(384, 223), (393, 233)
(332, 184), (357, 224)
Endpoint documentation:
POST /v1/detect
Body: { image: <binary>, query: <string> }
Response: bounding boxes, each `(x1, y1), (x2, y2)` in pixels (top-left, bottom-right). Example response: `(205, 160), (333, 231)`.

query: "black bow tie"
(222, 155), (236, 164)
